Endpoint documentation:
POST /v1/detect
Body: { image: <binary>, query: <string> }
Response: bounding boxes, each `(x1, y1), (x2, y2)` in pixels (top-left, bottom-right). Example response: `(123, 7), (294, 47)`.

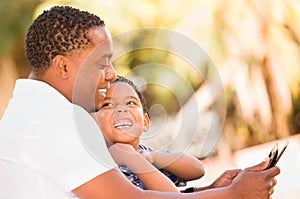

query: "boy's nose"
(115, 104), (128, 113)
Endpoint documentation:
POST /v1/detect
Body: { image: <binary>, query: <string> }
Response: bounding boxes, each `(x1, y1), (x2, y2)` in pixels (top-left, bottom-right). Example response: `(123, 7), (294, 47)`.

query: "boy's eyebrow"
(127, 96), (139, 100)
(103, 96), (139, 101)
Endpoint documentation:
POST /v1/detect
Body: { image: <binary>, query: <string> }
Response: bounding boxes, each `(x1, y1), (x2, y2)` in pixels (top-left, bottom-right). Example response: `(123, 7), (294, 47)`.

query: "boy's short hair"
(113, 76), (148, 115)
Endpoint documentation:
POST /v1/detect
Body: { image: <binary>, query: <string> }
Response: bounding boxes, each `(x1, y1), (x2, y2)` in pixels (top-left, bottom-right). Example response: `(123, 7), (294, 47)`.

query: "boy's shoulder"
(138, 144), (154, 152)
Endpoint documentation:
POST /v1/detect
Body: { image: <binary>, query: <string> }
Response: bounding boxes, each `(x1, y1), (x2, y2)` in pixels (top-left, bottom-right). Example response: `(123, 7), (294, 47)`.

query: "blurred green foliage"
(0, 0), (40, 73)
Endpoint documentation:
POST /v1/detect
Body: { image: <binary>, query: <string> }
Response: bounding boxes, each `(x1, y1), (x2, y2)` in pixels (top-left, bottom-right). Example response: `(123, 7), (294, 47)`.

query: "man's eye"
(98, 64), (108, 70)
(102, 103), (113, 108)
(98, 63), (111, 70)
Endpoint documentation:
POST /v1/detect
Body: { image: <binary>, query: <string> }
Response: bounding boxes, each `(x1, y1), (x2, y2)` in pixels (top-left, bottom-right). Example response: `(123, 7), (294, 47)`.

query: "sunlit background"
(1, 0), (300, 198)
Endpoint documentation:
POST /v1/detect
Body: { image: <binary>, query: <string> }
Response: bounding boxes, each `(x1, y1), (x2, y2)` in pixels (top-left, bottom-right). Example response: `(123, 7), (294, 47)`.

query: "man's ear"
(143, 113), (150, 132)
(52, 55), (70, 79)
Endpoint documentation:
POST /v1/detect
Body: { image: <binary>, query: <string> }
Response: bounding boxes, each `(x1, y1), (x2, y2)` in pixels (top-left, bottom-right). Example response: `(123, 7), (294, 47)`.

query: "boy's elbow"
(190, 163), (205, 180)
(198, 163), (205, 177)
(198, 167), (205, 178)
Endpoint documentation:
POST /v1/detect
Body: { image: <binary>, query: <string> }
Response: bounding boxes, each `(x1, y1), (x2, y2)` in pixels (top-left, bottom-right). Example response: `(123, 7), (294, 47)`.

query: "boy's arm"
(142, 151), (205, 181)
(108, 143), (178, 192)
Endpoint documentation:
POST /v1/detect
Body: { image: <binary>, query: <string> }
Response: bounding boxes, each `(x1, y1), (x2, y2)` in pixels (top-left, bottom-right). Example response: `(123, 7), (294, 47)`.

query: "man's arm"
(73, 158), (280, 199)
(72, 168), (232, 199)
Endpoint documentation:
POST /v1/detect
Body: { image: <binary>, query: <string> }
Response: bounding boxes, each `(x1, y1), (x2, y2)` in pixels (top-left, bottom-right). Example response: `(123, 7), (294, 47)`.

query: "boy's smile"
(114, 118), (133, 129)
(96, 81), (150, 149)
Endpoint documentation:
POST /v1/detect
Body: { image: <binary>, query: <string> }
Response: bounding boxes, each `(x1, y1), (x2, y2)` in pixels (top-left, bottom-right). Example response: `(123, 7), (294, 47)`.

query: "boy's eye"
(127, 101), (137, 106)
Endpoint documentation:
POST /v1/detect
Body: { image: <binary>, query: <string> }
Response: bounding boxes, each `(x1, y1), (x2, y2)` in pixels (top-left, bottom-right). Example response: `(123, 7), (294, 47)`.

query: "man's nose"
(105, 64), (116, 81)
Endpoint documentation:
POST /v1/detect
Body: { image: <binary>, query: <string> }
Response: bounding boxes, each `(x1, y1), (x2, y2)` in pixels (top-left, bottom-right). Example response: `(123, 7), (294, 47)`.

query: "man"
(0, 6), (279, 199)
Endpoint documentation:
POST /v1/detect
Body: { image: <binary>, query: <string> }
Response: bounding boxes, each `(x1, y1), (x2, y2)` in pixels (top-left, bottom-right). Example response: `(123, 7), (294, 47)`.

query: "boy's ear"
(143, 113), (150, 132)
(52, 55), (70, 79)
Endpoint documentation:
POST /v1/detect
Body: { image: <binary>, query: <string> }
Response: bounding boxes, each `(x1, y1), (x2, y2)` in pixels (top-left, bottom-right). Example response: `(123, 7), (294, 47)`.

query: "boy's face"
(95, 82), (150, 149)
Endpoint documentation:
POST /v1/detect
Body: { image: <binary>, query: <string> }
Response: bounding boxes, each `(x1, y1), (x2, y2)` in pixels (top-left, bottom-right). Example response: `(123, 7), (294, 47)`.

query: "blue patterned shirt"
(119, 144), (187, 190)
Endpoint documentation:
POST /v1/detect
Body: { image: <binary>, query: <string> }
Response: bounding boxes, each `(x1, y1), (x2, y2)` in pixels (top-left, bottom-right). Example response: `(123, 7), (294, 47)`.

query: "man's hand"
(229, 158), (280, 199)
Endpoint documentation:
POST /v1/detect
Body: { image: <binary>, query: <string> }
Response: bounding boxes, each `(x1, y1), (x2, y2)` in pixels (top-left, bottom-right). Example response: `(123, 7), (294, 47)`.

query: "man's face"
(71, 26), (116, 112)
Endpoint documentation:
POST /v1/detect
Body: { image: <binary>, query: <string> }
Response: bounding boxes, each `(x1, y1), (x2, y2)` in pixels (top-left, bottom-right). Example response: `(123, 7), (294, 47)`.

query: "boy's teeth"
(114, 121), (133, 128)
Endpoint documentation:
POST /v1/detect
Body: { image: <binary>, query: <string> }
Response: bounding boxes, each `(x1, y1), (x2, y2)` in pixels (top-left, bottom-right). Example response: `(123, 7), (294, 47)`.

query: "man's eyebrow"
(103, 97), (112, 100)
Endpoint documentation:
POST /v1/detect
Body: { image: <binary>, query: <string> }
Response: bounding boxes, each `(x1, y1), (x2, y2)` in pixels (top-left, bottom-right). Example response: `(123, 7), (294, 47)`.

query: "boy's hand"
(109, 143), (159, 174)
(139, 151), (155, 164)
(108, 143), (139, 165)
(210, 169), (242, 188)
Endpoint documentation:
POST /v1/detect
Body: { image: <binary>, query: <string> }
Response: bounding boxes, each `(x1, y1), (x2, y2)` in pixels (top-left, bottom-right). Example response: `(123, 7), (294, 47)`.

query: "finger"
(246, 158), (270, 172)
(264, 166), (281, 179)
(268, 187), (274, 195)
(271, 178), (277, 187)
(268, 178), (277, 195)
(137, 149), (143, 153)
(225, 169), (242, 178)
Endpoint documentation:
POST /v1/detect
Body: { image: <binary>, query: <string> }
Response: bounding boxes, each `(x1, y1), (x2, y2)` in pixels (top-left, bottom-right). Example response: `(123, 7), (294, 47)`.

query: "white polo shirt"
(0, 79), (117, 198)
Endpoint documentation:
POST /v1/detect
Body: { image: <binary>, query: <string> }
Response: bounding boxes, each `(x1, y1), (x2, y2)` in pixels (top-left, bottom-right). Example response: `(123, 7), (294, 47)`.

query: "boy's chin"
(118, 129), (140, 138)
(117, 126), (143, 137)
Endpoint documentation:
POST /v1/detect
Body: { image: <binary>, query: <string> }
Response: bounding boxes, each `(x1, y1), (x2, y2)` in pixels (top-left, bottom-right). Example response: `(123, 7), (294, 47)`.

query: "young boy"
(94, 75), (205, 192)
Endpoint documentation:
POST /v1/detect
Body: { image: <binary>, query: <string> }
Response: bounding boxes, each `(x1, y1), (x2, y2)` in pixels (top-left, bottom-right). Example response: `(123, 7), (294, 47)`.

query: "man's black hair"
(25, 6), (105, 76)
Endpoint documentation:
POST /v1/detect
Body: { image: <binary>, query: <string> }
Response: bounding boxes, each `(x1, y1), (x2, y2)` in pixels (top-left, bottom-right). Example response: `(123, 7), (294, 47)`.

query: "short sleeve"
(55, 105), (117, 191)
